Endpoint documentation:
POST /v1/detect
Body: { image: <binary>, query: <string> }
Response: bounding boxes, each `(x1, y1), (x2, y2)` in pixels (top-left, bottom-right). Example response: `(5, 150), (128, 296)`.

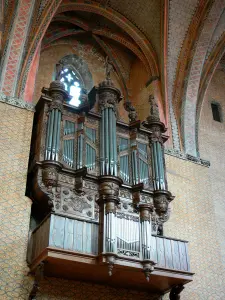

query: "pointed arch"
(17, 0), (159, 99)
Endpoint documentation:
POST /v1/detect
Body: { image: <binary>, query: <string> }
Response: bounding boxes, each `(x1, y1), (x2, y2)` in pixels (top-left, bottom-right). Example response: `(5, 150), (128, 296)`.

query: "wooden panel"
(178, 241), (188, 271)
(171, 239), (181, 270)
(150, 235), (157, 263)
(49, 215), (65, 248)
(30, 217), (50, 262)
(156, 236), (166, 267)
(185, 242), (190, 272)
(91, 222), (99, 254)
(64, 218), (74, 250)
(73, 219), (83, 252)
(164, 238), (174, 269)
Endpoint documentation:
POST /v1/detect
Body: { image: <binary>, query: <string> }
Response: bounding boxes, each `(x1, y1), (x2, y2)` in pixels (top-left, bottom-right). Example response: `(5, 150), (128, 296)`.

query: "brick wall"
(199, 69), (225, 272)
(0, 103), (34, 299)
(164, 154), (225, 300)
(163, 69), (225, 299)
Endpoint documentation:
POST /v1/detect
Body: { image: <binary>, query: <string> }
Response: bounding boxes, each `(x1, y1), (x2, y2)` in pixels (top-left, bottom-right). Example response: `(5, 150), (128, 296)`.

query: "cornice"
(165, 148), (210, 168)
(0, 93), (35, 112)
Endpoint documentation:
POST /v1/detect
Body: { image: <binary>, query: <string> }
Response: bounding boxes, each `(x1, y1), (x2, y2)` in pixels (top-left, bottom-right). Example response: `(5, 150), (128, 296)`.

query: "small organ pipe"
(52, 110), (59, 160)
(77, 136), (80, 169)
(131, 150), (135, 184)
(56, 111), (61, 161)
(113, 113), (117, 176)
(134, 149), (138, 184)
(80, 134), (83, 168)
(101, 110), (105, 174)
(109, 108), (113, 174)
(72, 140), (74, 167)
(70, 139), (73, 167)
(153, 143), (159, 190)
(157, 142), (165, 190)
(140, 204), (153, 261)
(45, 111), (52, 159)
(47, 109), (55, 160)
(105, 108), (109, 174)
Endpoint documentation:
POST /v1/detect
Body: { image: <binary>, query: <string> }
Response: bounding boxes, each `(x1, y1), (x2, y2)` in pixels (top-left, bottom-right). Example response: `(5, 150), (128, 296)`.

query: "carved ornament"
(99, 177), (122, 201)
(42, 167), (59, 187)
(149, 125), (164, 144)
(139, 203), (154, 222)
(142, 260), (156, 282)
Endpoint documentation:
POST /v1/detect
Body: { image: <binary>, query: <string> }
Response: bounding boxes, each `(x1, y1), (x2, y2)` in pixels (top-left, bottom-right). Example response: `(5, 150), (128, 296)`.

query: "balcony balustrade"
(27, 214), (193, 294)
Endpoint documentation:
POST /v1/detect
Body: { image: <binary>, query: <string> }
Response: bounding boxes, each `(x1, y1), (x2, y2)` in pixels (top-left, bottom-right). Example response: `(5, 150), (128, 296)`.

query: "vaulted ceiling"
(2, 0), (225, 157)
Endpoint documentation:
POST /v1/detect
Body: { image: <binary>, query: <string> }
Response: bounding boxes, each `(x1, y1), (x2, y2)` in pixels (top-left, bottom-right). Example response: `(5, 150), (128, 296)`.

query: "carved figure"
(124, 100), (137, 122)
(169, 284), (184, 300)
(148, 94), (160, 121)
(55, 62), (64, 81)
(105, 56), (113, 80)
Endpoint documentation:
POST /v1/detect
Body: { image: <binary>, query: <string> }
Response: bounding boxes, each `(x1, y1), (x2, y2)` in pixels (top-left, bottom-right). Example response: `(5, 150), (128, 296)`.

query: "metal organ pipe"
(45, 108), (62, 161)
(140, 205), (152, 261)
(46, 111), (52, 159)
(151, 141), (166, 190)
(100, 109), (105, 174)
(112, 112), (117, 176)
(105, 108), (109, 174)
(100, 106), (118, 176)
(77, 120), (84, 169)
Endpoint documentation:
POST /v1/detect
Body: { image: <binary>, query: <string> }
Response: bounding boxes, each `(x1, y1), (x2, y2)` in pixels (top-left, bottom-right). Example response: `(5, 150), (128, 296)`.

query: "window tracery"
(60, 67), (82, 107)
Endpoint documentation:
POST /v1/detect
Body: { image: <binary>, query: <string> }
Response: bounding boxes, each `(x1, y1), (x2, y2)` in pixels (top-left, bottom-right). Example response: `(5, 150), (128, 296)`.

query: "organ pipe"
(77, 118), (84, 169)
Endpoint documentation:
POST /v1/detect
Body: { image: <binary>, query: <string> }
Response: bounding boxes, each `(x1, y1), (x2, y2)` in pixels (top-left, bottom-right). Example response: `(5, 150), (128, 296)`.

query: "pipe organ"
(27, 69), (192, 295)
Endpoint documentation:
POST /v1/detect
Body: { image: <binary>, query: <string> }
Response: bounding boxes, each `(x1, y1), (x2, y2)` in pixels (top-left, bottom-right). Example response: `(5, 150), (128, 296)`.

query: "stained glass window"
(60, 68), (81, 106)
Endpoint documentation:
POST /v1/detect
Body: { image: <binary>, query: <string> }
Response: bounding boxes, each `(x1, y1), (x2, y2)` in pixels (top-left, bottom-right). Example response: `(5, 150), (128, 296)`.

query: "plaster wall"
(0, 103), (34, 298)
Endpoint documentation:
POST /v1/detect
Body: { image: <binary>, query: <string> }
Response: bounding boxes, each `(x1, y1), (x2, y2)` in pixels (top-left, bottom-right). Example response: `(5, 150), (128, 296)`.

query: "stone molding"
(165, 148), (210, 167)
(0, 92), (35, 112)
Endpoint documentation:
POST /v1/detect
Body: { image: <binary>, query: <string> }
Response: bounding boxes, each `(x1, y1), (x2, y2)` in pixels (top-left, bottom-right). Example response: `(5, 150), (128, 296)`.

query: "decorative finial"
(108, 263), (113, 276)
(148, 94), (160, 122)
(105, 56), (113, 81)
(142, 261), (155, 282)
(55, 62), (64, 81)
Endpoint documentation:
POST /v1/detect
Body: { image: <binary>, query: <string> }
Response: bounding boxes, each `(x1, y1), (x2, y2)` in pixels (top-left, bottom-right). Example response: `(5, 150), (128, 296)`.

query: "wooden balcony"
(27, 214), (193, 295)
